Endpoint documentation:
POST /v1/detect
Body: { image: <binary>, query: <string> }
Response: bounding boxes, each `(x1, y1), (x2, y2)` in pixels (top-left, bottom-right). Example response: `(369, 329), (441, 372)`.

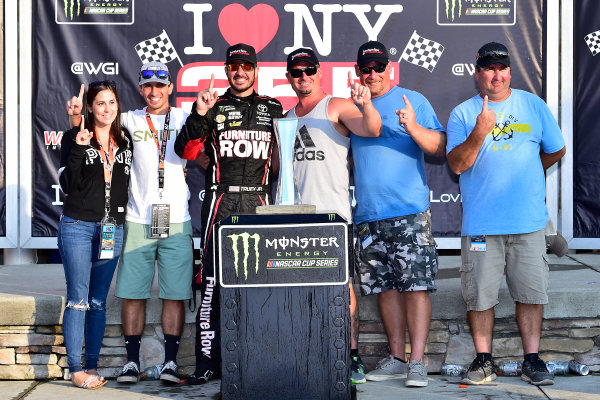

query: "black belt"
(214, 184), (271, 193)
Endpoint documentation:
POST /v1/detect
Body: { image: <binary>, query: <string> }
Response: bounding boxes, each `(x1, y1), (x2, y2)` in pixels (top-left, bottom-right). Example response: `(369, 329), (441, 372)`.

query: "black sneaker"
(117, 361), (140, 383)
(186, 368), (220, 385)
(160, 360), (180, 384)
(521, 357), (554, 386)
(461, 358), (496, 385)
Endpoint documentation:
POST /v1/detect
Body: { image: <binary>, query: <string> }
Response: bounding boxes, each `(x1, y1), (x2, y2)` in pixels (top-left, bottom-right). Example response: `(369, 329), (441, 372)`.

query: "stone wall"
(359, 317), (600, 374)
(2, 317), (599, 379)
(0, 323), (196, 380)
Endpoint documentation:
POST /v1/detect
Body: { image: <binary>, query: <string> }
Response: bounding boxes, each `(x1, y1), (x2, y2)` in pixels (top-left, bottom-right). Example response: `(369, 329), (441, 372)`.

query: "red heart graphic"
(218, 4), (279, 54)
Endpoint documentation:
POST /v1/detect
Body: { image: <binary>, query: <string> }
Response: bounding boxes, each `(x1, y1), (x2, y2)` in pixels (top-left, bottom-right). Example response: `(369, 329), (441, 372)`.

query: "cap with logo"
(476, 42), (511, 68)
(357, 41), (389, 65)
(287, 48), (320, 71)
(139, 61), (171, 85)
(225, 43), (257, 66)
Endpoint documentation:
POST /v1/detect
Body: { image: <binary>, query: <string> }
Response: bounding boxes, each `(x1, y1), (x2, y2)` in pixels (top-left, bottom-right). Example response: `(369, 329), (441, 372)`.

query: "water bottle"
(140, 364), (163, 380)
(568, 360), (590, 376)
(440, 364), (467, 376)
(496, 361), (521, 376)
(545, 361), (569, 376)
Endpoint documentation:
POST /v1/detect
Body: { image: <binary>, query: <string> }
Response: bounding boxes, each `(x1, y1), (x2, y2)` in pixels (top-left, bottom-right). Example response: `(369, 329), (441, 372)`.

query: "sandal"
(73, 374), (107, 390)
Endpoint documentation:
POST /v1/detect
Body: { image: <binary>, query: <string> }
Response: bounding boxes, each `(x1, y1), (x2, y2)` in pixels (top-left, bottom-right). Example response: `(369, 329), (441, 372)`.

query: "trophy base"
(255, 204), (317, 215)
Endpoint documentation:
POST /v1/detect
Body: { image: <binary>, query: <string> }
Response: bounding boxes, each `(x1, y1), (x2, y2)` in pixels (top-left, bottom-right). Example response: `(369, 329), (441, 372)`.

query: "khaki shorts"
(115, 220), (193, 300)
(460, 229), (548, 311)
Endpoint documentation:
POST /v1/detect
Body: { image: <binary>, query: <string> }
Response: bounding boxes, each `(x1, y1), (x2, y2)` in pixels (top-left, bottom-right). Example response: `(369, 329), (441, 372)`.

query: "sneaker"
(461, 358), (496, 385)
(521, 357), (554, 386)
(160, 360), (180, 384)
(351, 355), (366, 384)
(117, 361), (140, 383)
(405, 359), (428, 387)
(186, 368), (220, 385)
(365, 355), (408, 381)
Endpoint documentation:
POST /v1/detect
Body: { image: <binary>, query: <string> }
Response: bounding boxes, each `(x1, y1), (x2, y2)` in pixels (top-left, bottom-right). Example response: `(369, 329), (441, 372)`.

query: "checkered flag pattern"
(400, 31), (445, 72)
(584, 29), (600, 56)
(134, 30), (181, 65)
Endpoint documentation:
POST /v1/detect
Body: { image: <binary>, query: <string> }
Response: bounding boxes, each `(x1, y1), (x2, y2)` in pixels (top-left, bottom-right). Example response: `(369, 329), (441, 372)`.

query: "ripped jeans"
(57, 215), (123, 373)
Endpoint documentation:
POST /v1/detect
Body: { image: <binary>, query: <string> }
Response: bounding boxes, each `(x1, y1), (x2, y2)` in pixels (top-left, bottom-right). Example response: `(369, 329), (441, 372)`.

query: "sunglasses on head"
(140, 69), (170, 81)
(289, 65), (318, 78)
(226, 62), (255, 72)
(358, 63), (387, 75)
(477, 50), (509, 60)
(89, 80), (116, 88)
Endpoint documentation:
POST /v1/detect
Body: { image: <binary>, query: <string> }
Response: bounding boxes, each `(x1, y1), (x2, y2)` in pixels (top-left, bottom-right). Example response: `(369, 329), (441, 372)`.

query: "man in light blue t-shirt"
(351, 41), (446, 388)
(446, 42), (566, 387)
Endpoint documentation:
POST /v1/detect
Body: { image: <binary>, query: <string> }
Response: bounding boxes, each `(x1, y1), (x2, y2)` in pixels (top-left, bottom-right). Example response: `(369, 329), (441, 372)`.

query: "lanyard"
(145, 107), (171, 198)
(97, 135), (116, 218)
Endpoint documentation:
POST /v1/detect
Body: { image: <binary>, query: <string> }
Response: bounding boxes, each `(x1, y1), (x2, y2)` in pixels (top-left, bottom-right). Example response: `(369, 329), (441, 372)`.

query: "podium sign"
(218, 213), (351, 400)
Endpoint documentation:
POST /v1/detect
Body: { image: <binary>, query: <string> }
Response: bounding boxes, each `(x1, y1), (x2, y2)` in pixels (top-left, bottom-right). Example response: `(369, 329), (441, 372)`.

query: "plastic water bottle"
(568, 360), (590, 376)
(496, 361), (522, 376)
(440, 364), (466, 376)
(545, 361), (569, 376)
(140, 364), (163, 380)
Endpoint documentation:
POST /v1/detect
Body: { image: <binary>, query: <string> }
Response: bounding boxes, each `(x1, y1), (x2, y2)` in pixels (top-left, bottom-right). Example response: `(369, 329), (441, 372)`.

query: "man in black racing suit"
(174, 43), (283, 384)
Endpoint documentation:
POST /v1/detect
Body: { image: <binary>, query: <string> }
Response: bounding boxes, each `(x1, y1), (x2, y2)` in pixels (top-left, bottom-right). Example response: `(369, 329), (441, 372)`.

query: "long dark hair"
(85, 80), (125, 148)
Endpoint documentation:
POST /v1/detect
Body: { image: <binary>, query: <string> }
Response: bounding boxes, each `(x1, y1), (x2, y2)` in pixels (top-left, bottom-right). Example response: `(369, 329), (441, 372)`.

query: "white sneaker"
(365, 355), (408, 381)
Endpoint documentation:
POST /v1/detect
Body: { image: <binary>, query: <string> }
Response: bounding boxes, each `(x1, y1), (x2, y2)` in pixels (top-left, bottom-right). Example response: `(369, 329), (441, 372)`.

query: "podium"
(216, 213), (350, 400)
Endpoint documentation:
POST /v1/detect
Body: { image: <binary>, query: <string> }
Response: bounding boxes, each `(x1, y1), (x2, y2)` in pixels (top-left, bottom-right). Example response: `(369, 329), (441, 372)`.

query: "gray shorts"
(460, 229), (549, 311)
(357, 210), (438, 295)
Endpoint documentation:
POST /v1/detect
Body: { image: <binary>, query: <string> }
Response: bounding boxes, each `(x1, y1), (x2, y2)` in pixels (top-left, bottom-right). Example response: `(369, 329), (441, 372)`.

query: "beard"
(228, 73), (255, 95)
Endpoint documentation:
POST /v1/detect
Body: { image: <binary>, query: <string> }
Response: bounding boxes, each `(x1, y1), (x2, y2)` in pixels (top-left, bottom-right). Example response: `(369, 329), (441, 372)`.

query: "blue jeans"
(57, 215), (123, 373)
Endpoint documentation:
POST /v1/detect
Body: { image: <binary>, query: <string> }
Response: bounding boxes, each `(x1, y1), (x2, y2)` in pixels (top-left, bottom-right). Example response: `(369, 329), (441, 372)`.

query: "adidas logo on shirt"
(294, 125), (324, 161)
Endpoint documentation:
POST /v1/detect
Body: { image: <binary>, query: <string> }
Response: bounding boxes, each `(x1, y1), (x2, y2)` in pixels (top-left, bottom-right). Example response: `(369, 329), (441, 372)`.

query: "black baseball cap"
(357, 41), (389, 65)
(287, 48), (319, 71)
(476, 42), (511, 68)
(225, 43), (257, 65)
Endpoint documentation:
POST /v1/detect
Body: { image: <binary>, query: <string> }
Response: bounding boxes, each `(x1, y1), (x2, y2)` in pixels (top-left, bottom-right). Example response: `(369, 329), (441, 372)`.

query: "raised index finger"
(482, 95), (488, 112)
(402, 94), (413, 111)
(208, 74), (215, 92)
(77, 83), (85, 102)
(348, 71), (354, 87)
(80, 115), (85, 131)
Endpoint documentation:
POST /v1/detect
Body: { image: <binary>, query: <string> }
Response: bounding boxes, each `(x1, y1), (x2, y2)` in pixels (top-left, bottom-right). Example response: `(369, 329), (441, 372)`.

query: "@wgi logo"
(227, 232), (260, 280)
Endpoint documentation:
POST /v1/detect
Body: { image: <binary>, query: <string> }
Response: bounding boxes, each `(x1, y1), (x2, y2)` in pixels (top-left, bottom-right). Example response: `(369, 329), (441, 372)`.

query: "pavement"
(2, 374), (600, 400)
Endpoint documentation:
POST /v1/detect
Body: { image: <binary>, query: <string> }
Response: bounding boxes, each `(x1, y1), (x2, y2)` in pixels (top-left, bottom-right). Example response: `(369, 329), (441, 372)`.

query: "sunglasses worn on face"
(289, 66), (318, 78)
(358, 63), (387, 74)
(226, 62), (255, 72)
(140, 70), (170, 80)
(89, 80), (116, 88)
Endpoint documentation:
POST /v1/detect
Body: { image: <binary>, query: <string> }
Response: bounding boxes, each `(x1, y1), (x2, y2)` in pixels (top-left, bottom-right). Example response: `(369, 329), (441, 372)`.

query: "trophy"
(273, 118), (299, 205)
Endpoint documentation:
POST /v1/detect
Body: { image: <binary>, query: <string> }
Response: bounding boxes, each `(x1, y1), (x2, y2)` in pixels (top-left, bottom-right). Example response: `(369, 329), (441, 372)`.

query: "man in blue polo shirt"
(351, 41), (446, 388)
(446, 42), (566, 386)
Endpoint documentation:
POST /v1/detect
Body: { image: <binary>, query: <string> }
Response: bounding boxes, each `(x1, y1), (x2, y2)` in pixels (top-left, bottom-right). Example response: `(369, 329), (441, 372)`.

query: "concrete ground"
(1, 374), (599, 400)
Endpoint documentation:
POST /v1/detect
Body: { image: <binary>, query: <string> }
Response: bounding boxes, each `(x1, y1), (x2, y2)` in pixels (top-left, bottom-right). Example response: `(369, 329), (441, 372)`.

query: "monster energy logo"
(228, 232), (260, 280)
(328, 214), (336, 221)
(232, 216), (239, 223)
(64, 0), (81, 21)
(445, 0), (463, 21)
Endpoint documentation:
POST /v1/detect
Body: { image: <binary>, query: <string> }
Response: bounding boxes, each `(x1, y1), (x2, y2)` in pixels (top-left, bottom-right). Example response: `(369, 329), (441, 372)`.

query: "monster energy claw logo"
(64, 0), (81, 20)
(445, 0), (463, 21)
(328, 214), (336, 221)
(232, 216), (239, 224)
(228, 233), (260, 280)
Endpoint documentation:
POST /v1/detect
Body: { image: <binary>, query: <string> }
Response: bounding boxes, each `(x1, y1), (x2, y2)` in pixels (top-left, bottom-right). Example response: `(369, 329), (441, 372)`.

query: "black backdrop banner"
(32, 0), (544, 239)
(574, 0), (600, 238)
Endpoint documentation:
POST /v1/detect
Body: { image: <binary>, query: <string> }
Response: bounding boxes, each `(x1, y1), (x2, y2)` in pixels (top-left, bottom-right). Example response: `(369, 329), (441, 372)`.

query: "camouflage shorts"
(357, 210), (438, 295)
